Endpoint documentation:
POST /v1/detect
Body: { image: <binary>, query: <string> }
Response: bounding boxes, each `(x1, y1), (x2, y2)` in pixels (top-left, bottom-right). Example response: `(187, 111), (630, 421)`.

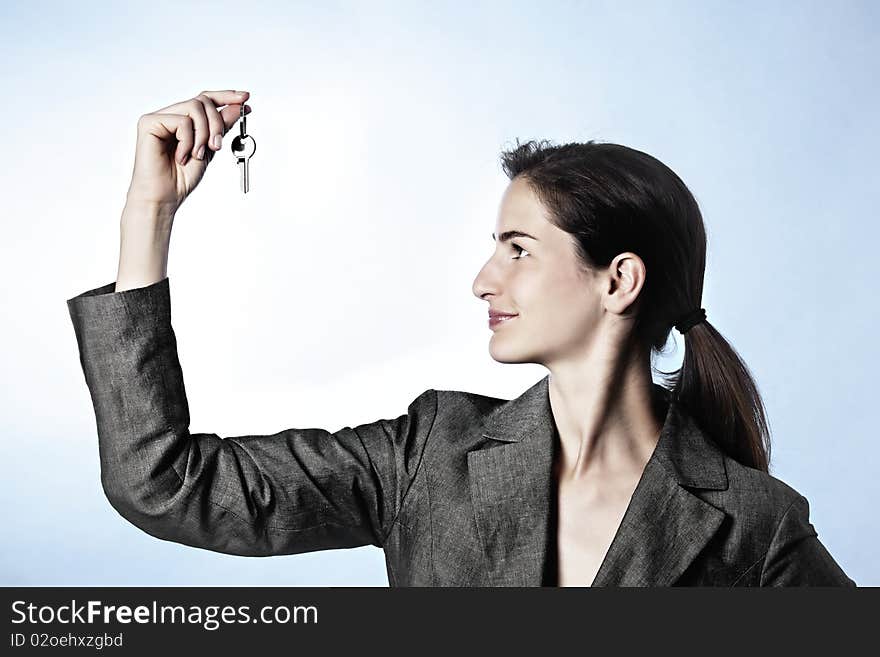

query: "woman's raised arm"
(67, 277), (437, 555)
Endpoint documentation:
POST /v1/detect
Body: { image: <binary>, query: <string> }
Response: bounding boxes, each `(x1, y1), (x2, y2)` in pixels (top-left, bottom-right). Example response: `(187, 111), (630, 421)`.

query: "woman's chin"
(488, 341), (529, 364)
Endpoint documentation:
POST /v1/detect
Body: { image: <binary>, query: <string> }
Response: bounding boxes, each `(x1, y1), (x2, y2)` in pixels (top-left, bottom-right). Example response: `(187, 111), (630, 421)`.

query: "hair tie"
(674, 307), (707, 335)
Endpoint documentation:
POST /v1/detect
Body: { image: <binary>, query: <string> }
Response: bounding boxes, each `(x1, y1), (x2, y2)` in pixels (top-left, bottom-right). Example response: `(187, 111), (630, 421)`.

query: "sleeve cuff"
(66, 277), (173, 358)
(67, 276), (171, 322)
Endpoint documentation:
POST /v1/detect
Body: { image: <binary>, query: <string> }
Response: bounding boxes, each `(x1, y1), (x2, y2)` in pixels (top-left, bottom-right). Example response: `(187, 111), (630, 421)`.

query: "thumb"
(220, 103), (252, 136)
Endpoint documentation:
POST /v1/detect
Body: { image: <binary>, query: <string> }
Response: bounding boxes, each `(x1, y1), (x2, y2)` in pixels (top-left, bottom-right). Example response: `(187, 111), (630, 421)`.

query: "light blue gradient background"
(2, 1), (876, 585)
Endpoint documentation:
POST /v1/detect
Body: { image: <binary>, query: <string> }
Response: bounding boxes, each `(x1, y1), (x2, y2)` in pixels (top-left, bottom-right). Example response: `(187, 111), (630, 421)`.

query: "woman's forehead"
(497, 179), (552, 235)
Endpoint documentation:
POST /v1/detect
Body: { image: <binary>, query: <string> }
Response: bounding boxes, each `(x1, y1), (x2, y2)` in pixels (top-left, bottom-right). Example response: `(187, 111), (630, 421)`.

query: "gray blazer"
(67, 277), (856, 587)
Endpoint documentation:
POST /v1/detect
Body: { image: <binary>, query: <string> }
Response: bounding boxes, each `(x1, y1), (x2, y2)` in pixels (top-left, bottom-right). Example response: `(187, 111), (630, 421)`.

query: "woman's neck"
(546, 343), (664, 483)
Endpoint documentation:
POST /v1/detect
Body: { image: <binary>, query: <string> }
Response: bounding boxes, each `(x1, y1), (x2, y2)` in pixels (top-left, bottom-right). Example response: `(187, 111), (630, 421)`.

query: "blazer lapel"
(468, 374), (730, 587)
(468, 376), (557, 586)
(590, 388), (730, 586)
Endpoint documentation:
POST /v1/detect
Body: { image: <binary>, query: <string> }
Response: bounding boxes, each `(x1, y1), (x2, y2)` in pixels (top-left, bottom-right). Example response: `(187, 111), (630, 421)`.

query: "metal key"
(231, 105), (256, 193)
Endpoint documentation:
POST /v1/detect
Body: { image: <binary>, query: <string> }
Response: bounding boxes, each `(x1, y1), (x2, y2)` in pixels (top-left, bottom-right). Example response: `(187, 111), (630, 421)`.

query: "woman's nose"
(472, 259), (496, 300)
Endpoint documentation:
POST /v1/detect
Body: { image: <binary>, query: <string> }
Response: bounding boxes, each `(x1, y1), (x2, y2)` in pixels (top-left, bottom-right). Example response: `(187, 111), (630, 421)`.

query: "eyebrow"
(492, 230), (539, 243)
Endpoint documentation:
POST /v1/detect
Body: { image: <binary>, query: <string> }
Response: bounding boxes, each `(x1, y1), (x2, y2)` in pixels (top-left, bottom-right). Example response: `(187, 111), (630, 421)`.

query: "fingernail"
(180, 153), (189, 165)
(196, 145), (205, 160)
(213, 134), (222, 149)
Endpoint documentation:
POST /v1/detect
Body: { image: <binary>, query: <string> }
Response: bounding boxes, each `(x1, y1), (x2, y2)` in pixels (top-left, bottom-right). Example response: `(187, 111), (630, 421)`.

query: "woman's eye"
(511, 243), (530, 259)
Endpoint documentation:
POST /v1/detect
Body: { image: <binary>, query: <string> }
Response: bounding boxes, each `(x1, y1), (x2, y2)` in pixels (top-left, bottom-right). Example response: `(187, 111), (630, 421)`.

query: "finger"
(151, 89), (249, 117)
(218, 103), (252, 137)
(199, 89), (250, 109)
(162, 114), (195, 164)
(195, 94), (228, 152)
(183, 98), (210, 161)
(172, 115), (195, 165)
(141, 113), (195, 165)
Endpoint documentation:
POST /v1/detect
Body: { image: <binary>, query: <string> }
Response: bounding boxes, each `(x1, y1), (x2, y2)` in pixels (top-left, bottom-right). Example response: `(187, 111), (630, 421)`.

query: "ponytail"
(658, 321), (771, 472)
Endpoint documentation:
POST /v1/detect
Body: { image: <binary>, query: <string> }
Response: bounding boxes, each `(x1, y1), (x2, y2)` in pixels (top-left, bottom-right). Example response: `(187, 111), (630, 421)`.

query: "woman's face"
(472, 177), (604, 367)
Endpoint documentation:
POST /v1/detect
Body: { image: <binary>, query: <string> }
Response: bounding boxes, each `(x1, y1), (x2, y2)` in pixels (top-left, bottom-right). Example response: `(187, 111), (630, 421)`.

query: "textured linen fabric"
(66, 277), (857, 587)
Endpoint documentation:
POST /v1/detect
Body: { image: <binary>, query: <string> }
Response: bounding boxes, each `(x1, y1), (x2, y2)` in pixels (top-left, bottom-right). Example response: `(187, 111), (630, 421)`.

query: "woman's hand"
(125, 89), (252, 212)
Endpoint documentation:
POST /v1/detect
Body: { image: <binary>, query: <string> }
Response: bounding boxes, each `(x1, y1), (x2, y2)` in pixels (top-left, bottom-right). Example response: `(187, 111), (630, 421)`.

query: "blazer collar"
(467, 374), (729, 586)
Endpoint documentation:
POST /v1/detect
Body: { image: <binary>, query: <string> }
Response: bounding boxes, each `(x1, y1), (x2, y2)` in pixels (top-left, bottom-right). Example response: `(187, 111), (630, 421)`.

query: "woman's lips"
(489, 314), (518, 329)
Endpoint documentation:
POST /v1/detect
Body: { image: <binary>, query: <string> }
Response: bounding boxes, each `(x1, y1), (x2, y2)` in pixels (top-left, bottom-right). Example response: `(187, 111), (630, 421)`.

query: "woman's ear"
(607, 252), (646, 314)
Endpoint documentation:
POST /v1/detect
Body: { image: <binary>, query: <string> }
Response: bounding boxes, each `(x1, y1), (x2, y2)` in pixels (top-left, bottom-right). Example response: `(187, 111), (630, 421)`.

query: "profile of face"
(472, 177), (608, 368)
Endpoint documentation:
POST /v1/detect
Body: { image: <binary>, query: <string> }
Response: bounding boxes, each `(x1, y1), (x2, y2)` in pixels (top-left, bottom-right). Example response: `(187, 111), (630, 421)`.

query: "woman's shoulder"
(714, 455), (854, 585)
(418, 388), (508, 435)
(433, 387), (508, 413)
(714, 453), (815, 530)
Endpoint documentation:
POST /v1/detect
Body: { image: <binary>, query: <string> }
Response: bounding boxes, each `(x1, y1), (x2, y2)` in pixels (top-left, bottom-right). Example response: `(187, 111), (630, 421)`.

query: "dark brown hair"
(500, 139), (770, 472)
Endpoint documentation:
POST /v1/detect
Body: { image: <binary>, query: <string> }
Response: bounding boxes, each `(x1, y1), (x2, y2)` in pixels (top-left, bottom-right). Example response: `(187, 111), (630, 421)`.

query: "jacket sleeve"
(67, 277), (438, 557)
(760, 494), (857, 586)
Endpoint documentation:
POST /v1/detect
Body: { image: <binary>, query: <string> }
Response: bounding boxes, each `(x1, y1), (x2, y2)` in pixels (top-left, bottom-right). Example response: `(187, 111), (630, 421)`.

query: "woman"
(67, 89), (855, 586)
